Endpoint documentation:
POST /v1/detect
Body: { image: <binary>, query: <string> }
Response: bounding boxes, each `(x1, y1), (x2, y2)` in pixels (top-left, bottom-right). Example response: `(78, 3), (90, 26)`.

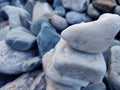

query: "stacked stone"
(43, 13), (120, 90)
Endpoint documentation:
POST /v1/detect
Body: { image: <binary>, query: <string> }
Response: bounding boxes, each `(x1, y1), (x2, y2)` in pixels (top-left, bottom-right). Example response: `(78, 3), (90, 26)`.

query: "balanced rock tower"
(42, 13), (120, 90)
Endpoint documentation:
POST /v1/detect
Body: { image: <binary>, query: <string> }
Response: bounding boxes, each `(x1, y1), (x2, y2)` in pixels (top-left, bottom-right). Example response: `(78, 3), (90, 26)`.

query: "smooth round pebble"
(49, 14), (68, 31)
(66, 11), (91, 24)
(54, 6), (66, 17)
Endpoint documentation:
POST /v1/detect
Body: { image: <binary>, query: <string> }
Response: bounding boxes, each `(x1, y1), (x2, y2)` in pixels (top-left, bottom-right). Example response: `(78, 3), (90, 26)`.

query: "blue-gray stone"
(53, 0), (62, 8)
(22, 56), (42, 72)
(49, 14), (68, 32)
(6, 27), (36, 51)
(103, 40), (120, 63)
(0, 0), (11, 3)
(0, 71), (40, 89)
(0, 40), (38, 74)
(0, 2), (10, 8)
(0, 26), (9, 41)
(54, 6), (66, 17)
(62, 0), (90, 12)
(106, 46), (120, 90)
(30, 17), (49, 36)
(37, 23), (60, 57)
(24, 0), (36, 17)
(1, 5), (31, 29)
(82, 83), (106, 90)
(66, 11), (92, 24)
(113, 6), (120, 15)
(87, 4), (100, 19)
(0, 18), (5, 24)
(11, 0), (24, 8)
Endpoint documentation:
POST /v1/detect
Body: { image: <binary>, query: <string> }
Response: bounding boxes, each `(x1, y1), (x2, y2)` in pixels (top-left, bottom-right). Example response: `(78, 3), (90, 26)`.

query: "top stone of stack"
(61, 13), (120, 53)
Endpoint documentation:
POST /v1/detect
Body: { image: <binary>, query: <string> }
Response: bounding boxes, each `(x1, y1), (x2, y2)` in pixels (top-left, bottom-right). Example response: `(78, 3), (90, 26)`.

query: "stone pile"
(0, 0), (120, 90)
(43, 13), (120, 90)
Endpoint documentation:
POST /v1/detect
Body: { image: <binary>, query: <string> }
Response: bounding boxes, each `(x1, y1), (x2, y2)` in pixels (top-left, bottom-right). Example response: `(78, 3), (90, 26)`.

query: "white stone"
(43, 39), (106, 88)
(61, 13), (120, 53)
(32, 1), (53, 22)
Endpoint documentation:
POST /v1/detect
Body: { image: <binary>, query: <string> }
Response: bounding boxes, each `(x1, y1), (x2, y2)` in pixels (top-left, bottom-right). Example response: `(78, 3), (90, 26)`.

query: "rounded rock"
(62, 0), (90, 12)
(62, 13), (120, 53)
(66, 11), (91, 24)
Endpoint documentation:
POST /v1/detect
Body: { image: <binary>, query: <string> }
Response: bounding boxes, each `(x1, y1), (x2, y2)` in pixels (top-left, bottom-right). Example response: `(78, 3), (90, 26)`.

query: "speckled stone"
(0, 71), (46, 90)
(0, 40), (38, 74)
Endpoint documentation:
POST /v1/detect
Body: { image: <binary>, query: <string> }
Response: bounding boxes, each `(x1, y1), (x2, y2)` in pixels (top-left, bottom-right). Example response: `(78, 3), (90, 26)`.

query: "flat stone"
(0, 71), (40, 90)
(106, 46), (120, 90)
(48, 14), (68, 32)
(1, 5), (31, 29)
(37, 23), (60, 57)
(87, 4), (101, 19)
(32, 1), (53, 22)
(92, 0), (117, 13)
(30, 17), (49, 36)
(62, 0), (90, 12)
(6, 27), (36, 51)
(61, 14), (120, 53)
(43, 39), (106, 87)
(66, 11), (91, 25)
(0, 40), (38, 74)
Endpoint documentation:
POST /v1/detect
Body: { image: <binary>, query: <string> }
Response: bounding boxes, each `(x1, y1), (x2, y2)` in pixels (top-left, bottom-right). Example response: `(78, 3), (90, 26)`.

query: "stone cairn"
(43, 13), (120, 90)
